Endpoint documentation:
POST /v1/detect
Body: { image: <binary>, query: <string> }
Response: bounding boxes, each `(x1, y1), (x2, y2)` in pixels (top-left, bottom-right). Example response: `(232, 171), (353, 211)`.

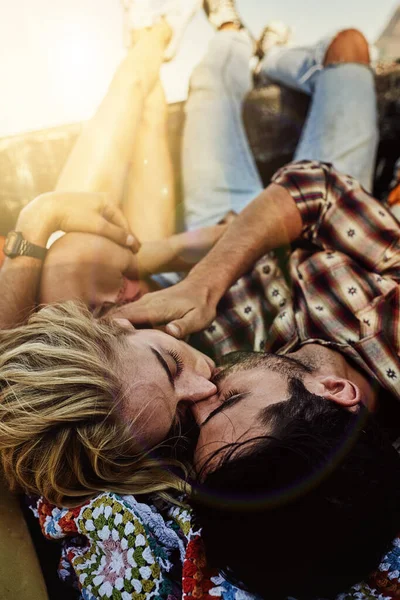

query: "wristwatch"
(3, 231), (47, 260)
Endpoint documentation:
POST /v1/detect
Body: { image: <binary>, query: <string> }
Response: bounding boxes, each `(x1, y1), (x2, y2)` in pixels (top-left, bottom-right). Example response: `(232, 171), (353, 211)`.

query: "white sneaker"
(163, 0), (202, 61)
(203, 0), (243, 30)
(122, 0), (160, 47)
(256, 20), (292, 59)
(123, 0), (163, 30)
(122, 0), (201, 60)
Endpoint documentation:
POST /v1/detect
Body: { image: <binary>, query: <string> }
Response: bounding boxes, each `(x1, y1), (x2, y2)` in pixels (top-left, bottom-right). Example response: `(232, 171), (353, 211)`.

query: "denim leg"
(183, 30), (263, 230)
(259, 37), (378, 191)
(259, 36), (333, 95)
(294, 64), (378, 191)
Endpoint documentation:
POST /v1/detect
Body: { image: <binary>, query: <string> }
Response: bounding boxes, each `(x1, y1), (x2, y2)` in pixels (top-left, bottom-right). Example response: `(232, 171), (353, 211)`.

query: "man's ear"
(315, 376), (361, 412)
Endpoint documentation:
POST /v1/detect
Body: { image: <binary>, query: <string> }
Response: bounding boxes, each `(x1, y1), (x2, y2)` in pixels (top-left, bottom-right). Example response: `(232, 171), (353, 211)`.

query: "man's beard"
(162, 351), (315, 464)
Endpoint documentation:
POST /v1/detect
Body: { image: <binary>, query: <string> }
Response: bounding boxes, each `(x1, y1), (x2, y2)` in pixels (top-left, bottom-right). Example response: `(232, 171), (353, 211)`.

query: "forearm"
(186, 184), (302, 304)
(0, 191), (136, 328)
(136, 225), (227, 276)
(0, 221), (50, 329)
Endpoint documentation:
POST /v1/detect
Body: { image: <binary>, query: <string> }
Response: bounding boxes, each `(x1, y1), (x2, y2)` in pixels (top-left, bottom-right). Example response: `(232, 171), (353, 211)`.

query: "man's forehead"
(215, 352), (278, 381)
(215, 366), (287, 396)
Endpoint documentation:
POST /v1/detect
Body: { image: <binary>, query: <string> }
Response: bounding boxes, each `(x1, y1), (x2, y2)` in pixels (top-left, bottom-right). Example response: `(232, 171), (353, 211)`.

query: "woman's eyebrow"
(151, 348), (174, 387)
(201, 393), (248, 427)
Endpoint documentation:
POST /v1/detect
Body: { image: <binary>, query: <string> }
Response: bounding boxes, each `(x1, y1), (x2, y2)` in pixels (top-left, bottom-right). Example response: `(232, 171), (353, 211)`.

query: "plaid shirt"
(198, 161), (400, 401)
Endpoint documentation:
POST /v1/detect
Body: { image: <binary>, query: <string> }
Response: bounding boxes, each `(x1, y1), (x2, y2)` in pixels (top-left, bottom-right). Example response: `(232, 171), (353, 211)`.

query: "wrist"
(186, 263), (227, 307)
(16, 195), (57, 247)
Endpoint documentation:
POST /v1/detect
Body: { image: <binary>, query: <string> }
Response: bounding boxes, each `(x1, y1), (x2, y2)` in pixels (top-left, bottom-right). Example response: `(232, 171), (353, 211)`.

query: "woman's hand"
(40, 232), (140, 307)
(17, 191), (140, 251)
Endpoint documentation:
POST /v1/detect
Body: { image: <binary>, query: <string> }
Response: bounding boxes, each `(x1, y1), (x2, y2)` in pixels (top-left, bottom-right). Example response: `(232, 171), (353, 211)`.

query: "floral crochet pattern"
(31, 494), (400, 600)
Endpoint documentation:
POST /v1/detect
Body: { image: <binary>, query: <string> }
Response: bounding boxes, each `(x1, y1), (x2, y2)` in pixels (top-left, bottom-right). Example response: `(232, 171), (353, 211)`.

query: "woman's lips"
(211, 366), (226, 384)
(212, 366), (221, 378)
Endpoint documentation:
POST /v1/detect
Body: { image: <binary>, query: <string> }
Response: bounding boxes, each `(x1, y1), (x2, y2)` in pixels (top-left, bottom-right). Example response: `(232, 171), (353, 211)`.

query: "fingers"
(165, 322), (183, 338)
(102, 202), (130, 232)
(166, 313), (203, 339)
(101, 203), (141, 252)
(111, 297), (158, 325)
(123, 249), (140, 280)
(113, 291), (184, 328)
(52, 192), (141, 251)
(90, 215), (137, 250)
(111, 292), (213, 339)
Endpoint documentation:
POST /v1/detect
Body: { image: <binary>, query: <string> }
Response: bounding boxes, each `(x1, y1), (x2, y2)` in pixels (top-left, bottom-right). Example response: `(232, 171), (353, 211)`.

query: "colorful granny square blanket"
(30, 493), (400, 599)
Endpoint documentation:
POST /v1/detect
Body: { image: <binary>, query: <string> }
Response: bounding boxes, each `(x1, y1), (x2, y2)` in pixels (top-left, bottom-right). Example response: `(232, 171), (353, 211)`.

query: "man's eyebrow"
(201, 393), (248, 427)
(151, 348), (174, 387)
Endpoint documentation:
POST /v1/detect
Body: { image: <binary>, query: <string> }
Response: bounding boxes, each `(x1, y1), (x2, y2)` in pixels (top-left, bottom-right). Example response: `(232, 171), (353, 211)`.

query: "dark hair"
(190, 379), (400, 599)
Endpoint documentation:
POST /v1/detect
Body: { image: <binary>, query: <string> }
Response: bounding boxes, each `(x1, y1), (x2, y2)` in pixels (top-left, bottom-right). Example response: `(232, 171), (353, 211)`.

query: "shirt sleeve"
(272, 160), (400, 275)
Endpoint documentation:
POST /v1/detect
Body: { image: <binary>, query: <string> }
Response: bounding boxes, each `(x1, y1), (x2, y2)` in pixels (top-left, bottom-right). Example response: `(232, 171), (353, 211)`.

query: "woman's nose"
(177, 374), (217, 402)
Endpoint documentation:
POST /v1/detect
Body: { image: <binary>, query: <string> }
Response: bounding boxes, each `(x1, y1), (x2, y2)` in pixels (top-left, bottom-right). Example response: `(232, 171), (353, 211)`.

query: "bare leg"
(42, 23), (175, 306)
(55, 21), (171, 206)
(123, 80), (175, 241)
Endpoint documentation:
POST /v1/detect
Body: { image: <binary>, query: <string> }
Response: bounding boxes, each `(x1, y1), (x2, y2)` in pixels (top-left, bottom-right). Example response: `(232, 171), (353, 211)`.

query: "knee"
(324, 29), (370, 66)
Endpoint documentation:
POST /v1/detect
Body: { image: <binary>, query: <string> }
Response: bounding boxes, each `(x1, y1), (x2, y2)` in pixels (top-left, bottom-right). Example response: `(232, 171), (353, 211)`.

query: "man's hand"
(17, 191), (140, 251)
(112, 183), (302, 338)
(111, 277), (217, 339)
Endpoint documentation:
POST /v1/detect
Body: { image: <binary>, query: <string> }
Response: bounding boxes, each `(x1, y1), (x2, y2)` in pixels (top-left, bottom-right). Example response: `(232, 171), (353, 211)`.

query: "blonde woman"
(0, 0), (235, 509)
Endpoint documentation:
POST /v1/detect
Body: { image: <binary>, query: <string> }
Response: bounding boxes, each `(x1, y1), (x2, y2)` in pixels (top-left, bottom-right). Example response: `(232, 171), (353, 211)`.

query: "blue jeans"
(183, 30), (378, 230)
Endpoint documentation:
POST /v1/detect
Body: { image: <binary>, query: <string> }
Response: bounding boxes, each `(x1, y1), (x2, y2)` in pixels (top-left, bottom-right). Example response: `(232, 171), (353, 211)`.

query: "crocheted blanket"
(31, 493), (400, 600)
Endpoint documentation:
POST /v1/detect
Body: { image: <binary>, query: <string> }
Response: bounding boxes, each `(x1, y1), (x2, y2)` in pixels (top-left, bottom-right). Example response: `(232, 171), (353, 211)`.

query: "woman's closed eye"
(166, 349), (184, 378)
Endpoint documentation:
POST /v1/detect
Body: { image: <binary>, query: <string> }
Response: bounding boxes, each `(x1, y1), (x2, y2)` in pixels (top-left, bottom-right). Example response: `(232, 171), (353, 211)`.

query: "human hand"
(17, 191), (140, 251)
(40, 232), (139, 307)
(111, 276), (217, 339)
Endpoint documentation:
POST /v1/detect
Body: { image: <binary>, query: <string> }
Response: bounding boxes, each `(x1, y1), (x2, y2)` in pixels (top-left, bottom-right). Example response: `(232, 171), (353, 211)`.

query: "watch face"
(4, 231), (22, 257)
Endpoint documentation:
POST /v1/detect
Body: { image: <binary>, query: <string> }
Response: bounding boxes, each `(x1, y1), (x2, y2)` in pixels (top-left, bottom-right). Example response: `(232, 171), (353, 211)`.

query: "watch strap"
(19, 238), (47, 260)
(4, 231), (47, 260)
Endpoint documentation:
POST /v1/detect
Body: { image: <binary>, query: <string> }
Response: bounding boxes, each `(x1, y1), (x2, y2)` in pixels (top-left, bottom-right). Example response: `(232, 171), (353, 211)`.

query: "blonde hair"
(0, 301), (186, 507)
